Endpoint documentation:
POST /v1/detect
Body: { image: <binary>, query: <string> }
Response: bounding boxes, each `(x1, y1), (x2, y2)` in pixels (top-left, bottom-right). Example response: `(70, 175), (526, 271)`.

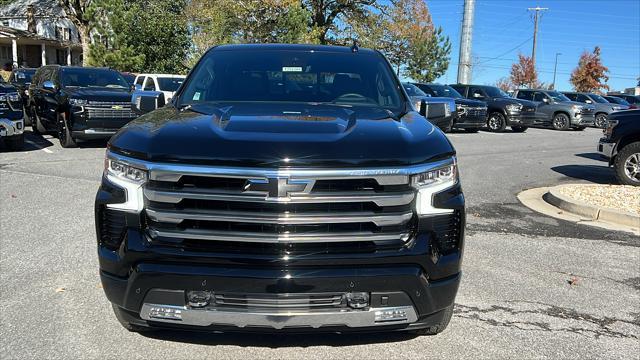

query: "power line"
(476, 36), (533, 65)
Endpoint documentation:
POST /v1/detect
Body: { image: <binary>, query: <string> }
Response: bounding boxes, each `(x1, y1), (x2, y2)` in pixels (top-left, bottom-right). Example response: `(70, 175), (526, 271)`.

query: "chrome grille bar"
(146, 208), (413, 226)
(144, 188), (415, 207)
(147, 228), (410, 243)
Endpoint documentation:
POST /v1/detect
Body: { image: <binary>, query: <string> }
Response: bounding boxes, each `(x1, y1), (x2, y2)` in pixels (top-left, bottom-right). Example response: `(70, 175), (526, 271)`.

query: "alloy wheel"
(595, 114), (608, 128)
(553, 114), (568, 130)
(623, 152), (640, 183)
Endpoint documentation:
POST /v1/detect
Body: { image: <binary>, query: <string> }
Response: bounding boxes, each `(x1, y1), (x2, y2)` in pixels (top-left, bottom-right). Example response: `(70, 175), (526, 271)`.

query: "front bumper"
(506, 111), (536, 126)
(598, 138), (616, 160)
(69, 110), (135, 139)
(572, 114), (595, 127)
(455, 111), (486, 129)
(0, 117), (24, 137)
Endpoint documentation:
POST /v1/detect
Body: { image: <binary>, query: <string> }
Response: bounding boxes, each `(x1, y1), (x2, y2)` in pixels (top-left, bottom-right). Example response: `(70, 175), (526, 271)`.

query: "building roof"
(0, 0), (64, 17)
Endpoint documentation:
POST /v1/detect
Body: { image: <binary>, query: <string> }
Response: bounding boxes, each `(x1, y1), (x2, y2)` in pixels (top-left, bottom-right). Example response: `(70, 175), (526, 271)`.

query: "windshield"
(605, 96), (629, 105)
(483, 86), (510, 98)
(548, 91), (571, 102)
(157, 77), (185, 92)
(589, 94), (608, 103)
(402, 83), (427, 97)
(426, 84), (462, 98)
(61, 68), (129, 88)
(14, 70), (35, 84)
(179, 49), (404, 114)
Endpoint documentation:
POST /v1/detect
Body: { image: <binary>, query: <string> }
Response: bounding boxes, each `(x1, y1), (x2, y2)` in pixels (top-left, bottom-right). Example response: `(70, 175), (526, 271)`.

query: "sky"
(423, 0), (640, 91)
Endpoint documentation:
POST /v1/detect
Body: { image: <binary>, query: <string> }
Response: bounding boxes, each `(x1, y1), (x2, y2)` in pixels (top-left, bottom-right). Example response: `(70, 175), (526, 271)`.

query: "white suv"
(133, 74), (186, 102)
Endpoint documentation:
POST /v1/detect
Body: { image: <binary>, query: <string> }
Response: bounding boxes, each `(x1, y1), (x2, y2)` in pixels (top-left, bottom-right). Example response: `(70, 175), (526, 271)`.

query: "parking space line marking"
(483, 132), (504, 136)
(42, 148), (53, 154)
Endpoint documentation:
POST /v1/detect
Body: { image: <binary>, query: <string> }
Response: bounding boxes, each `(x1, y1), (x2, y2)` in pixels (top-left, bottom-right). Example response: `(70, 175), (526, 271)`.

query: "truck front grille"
(85, 101), (136, 120)
(143, 167), (417, 247)
(213, 292), (345, 310)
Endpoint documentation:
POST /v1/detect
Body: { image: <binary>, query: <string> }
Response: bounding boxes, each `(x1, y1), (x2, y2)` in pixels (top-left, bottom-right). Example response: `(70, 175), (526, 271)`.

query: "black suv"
(451, 84), (537, 132)
(8, 68), (36, 125)
(413, 83), (487, 132)
(29, 66), (137, 147)
(0, 77), (25, 150)
(96, 44), (465, 336)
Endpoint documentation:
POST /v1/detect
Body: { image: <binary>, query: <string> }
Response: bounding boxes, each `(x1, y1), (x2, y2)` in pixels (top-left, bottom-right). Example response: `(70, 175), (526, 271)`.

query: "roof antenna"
(351, 39), (359, 53)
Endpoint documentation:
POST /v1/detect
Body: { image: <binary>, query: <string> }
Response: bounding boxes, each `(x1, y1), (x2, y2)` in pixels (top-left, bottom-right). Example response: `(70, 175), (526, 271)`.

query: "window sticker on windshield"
(193, 92), (201, 101)
(282, 66), (303, 72)
(17, 73), (25, 79)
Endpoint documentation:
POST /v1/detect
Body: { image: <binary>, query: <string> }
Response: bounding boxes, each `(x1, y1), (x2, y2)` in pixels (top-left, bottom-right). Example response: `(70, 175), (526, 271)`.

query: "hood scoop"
(211, 105), (358, 134)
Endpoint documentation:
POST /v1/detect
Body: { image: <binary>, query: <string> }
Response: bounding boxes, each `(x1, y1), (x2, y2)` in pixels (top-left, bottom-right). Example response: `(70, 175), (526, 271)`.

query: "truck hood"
(0, 83), (17, 94)
(63, 87), (132, 102)
(109, 102), (455, 167)
(491, 97), (537, 107)
(454, 98), (485, 107)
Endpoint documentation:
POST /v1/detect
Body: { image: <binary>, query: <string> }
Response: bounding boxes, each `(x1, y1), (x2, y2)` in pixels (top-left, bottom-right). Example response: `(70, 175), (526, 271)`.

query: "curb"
(543, 185), (640, 229)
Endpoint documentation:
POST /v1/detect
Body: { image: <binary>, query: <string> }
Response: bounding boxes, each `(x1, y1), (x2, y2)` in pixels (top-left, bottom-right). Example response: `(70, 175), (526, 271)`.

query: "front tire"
(487, 112), (507, 132)
(410, 303), (454, 336)
(57, 113), (77, 148)
(511, 126), (528, 133)
(615, 142), (640, 186)
(595, 113), (608, 128)
(31, 106), (46, 135)
(552, 113), (570, 131)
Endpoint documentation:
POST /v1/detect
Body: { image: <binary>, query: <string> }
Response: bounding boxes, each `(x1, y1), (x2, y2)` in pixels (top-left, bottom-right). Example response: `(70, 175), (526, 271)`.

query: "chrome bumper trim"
(0, 118), (24, 137)
(140, 303), (418, 329)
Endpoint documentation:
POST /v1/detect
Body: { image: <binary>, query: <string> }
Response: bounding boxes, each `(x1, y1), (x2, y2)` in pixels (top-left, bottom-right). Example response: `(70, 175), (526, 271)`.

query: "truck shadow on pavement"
(550, 164), (616, 184)
(139, 329), (417, 347)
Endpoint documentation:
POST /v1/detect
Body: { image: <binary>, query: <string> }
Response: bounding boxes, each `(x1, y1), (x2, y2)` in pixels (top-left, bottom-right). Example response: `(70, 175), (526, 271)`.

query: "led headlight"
(505, 103), (522, 112)
(413, 99), (422, 112)
(412, 159), (458, 216)
(105, 157), (147, 212)
(571, 105), (583, 113)
(444, 103), (451, 117)
(456, 104), (466, 114)
(69, 98), (88, 106)
(0, 92), (20, 102)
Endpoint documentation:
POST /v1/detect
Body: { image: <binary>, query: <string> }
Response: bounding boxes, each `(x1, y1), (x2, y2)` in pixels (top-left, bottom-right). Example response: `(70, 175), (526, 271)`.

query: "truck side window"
(576, 94), (590, 103)
(469, 87), (484, 99)
(564, 93), (577, 101)
(144, 77), (156, 91)
(135, 76), (145, 86)
(533, 92), (546, 102)
(517, 91), (532, 101)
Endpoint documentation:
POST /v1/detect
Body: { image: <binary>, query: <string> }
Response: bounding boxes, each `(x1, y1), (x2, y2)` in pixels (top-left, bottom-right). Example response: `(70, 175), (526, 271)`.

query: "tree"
(303, 0), (379, 44)
(405, 26), (451, 82)
(186, 0), (312, 67)
(58, 0), (101, 66)
(495, 77), (512, 92)
(510, 53), (537, 88)
(570, 46), (609, 93)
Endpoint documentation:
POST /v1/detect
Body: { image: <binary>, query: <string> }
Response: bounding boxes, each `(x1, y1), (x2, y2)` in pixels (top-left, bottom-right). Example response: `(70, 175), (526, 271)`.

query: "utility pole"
(457, 0), (476, 84)
(527, 6), (548, 68)
(552, 52), (561, 90)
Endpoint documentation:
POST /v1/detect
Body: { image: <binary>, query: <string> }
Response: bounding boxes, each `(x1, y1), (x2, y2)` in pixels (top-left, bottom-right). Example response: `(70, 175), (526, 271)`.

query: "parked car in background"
(451, 84), (535, 132)
(0, 77), (24, 150)
(133, 73), (185, 102)
(562, 92), (628, 128)
(413, 83), (486, 133)
(28, 65), (137, 147)
(513, 89), (595, 131)
(598, 109), (640, 185)
(8, 68), (36, 125)
(606, 93), (640, 109)
(402, 82), (455, 132)
(98, 44), (465, 335)
(604, 95), (633, 108)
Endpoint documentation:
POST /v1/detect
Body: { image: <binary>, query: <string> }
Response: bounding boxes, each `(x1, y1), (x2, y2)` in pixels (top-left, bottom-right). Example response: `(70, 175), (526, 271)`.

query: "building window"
(56, 49), (66, 64)
(1, 20), (9, 26)
(0, 46), (10, 62)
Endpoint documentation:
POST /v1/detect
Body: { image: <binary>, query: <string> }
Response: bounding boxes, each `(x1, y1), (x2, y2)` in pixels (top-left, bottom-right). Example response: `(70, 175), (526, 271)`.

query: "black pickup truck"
(96, 44), (465, 336)
(598, 109), (640, 185)
(0, 77), (24, 150)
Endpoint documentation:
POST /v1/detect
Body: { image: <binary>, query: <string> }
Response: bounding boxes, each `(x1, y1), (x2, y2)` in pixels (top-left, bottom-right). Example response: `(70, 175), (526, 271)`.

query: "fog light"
(375, 308), (408, 322)
(187, 290), (212, 308)
(344, 292), (369, 309)
(149, 306), (182, 320)
(16, 122), (23, 130)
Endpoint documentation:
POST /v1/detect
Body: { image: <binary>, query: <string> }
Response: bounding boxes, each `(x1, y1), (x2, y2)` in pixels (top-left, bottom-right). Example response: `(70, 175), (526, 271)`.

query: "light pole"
(552, 52), (561, 90)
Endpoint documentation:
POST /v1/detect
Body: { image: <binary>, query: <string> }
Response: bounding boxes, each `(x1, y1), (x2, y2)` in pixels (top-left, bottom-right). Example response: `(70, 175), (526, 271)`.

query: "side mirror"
(472, 93), (483, 99)
(131, 91), (165, 115)
(585, 99), (593, 104)
(42, 80), (56, 91)
(542, 97), (549, 103)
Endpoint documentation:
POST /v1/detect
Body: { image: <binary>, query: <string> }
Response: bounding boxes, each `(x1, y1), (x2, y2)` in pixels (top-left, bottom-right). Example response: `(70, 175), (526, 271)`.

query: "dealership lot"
(1, 127), (638, 359)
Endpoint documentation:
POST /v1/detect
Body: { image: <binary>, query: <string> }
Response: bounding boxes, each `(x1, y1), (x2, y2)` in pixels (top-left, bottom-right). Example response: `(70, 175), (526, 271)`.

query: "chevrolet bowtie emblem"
(111, 105), (123, 110)
(243, 177), (313, 199)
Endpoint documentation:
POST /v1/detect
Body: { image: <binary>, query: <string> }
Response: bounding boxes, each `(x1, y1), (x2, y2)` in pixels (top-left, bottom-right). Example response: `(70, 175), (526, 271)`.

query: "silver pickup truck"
(514, 89), (595, 131)
(0, 79), (24, 151)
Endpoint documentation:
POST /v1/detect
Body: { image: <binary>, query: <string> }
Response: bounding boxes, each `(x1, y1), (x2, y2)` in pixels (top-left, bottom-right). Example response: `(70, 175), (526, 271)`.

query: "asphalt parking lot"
(1, 127), (638, 359)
